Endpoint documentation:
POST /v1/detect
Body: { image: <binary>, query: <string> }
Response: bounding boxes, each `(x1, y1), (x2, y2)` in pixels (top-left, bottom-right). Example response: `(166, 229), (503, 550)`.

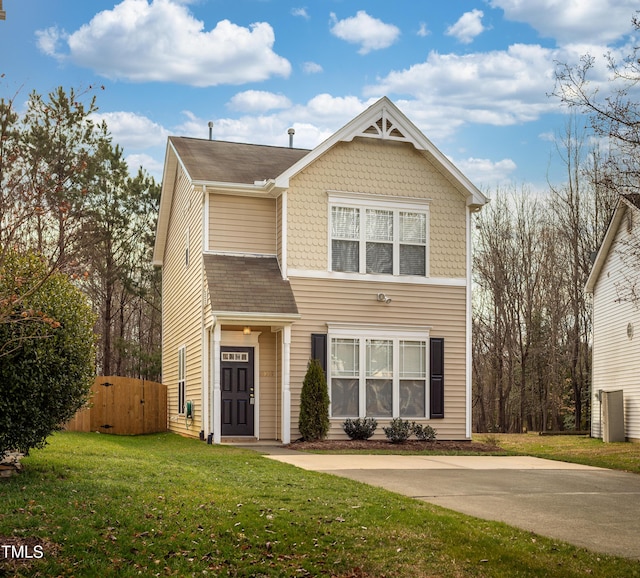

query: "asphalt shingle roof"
(170, 137), (310, 184)
(204, 254), (299, 315)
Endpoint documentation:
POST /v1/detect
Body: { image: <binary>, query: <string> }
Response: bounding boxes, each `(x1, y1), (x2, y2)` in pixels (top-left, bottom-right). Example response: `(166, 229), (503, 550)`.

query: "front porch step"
(220, 436), (258, 444)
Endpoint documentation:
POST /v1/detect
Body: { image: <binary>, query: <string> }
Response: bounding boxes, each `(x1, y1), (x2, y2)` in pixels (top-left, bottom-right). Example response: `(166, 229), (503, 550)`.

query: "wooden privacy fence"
(65, 376), (167, 435)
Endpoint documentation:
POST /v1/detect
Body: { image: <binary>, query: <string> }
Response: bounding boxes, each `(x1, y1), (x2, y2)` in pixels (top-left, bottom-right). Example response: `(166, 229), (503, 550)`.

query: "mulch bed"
(287, 439), (503, 453)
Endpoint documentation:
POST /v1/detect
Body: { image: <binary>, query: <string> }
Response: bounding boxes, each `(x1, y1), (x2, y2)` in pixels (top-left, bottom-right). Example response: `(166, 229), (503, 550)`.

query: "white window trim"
(327, 324), (430, 419)
(327, 191), (430, 278)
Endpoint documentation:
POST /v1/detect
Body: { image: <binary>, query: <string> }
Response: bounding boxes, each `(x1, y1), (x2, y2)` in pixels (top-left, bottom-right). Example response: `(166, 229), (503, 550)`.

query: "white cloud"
(303, 61), (323, 74)
(227, 91), (292, 113)
(366, 44), (565, 132)
(92, 111), (170, 149)
(126, 153), (164, 178)
(291, 7), (310, 20)
(300, 94), (371, 122)
(38, 0), (290, 86)
(35, 26), (66, 58)
(454, 156), (517, 186)
(446, 9), (486, 44)
(330, 10), (400, 54)
(490, 0), (637, 44)
(417, 23), (430, 38)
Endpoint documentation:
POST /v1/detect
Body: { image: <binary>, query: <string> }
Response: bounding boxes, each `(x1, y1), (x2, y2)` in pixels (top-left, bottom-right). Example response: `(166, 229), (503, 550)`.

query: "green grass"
(0, 432), (638, 577)
(475, 433), (640, 474)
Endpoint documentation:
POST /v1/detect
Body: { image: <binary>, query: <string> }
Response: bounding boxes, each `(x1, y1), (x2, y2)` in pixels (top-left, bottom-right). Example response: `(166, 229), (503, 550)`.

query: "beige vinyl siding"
(209, 194), (277, 254)
(161, 165), (205, 438)
(287, 138), (467, 278)
(288, 276), (468, 440)
(592, 213), (640, 441)
(257, 329), (279, 440)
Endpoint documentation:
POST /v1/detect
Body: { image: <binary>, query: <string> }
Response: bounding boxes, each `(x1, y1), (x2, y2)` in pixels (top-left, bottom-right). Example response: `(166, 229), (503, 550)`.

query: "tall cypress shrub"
(298, 358), (330, 441)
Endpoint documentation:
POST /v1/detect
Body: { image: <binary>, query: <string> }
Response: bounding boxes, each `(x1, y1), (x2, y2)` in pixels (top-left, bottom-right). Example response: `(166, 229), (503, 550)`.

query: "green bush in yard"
(343, 417), (378, 440)
(298, 358), (330, 441)
(412, 422), (437, 441)
(383, 417), (412, 443)
(0, 251), (96, 460)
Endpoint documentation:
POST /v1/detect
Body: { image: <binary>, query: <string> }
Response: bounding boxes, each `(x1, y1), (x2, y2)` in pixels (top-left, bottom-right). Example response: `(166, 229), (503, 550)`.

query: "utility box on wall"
(602, 389), (625, 443)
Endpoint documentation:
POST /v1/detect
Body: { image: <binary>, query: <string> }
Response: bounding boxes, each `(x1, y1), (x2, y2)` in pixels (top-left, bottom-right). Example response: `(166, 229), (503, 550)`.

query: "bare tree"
(553, 15), (640, 198)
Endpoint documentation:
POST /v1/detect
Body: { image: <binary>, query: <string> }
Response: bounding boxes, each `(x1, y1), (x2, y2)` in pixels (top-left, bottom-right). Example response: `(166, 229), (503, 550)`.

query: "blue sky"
(1, 0), (638, 190)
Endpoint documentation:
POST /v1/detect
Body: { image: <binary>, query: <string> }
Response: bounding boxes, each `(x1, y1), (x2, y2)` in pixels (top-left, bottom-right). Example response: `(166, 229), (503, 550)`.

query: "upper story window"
(329, 193), (429, 277)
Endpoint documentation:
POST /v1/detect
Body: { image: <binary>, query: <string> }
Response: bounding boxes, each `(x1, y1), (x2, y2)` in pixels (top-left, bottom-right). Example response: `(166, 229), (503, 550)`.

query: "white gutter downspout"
(202, 186), (210, 438)
(212, 322), (222, 443)
(282, 325), (292, 444)
(466, 205), (476, 439)
(281, 191), (288, 279)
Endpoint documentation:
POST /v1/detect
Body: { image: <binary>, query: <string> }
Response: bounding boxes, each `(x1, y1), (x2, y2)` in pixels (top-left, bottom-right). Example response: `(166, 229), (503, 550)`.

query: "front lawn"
(475, 433), (640, 474)
(1, 432), (638, 577)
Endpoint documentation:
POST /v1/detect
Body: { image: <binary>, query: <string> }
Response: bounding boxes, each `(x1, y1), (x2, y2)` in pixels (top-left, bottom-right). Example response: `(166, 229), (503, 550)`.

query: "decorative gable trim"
(349, 105), (410, 143)
(274, 96), (488, 209)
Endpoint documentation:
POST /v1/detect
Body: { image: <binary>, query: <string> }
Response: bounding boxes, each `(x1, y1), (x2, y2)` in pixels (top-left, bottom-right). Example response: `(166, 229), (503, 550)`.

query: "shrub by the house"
(412, 423), (437, 442)
(298, 358), (330, 441)
(383, 418), (412, 444)
(343, 418), (378, 440)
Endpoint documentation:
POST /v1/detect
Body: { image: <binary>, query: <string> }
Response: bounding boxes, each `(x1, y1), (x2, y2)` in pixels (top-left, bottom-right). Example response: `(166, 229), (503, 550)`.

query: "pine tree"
(298, 358), (330, 441)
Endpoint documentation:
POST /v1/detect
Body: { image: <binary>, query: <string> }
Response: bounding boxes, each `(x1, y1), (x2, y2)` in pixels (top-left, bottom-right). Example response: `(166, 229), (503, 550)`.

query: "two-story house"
(152, 97), (487, 444)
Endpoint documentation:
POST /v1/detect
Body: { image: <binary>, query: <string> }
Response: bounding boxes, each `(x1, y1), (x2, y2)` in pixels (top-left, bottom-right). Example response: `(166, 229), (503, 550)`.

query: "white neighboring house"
(586, 194), (640, 442)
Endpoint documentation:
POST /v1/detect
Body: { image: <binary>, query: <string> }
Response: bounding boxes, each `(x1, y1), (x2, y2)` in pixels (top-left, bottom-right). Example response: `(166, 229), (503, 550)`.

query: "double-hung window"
(330, 194), (429, 277)
(178, 346), (186, 415)
(329, 328), (428, 419)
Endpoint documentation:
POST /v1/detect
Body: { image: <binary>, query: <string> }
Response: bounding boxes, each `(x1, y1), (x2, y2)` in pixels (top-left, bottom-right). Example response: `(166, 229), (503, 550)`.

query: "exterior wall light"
(377, 293), (392, 304)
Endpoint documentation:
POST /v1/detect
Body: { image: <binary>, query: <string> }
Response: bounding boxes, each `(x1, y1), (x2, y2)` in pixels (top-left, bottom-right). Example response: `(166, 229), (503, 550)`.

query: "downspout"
(201, 186), (209, 437)
(281, 191), (288, 279)
(466, 206), (473, 439)
(213, 322), (222, 443)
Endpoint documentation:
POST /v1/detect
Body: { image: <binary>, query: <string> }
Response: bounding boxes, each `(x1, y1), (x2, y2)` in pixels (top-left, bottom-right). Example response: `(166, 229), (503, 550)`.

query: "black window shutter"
(430, 338), (444, 419)
(311, 334), (328, 376)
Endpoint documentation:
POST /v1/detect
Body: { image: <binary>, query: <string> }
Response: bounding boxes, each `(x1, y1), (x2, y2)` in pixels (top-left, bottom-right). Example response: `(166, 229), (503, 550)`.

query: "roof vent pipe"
(208, 121), (214, 141)
(288, 128), (295, 148)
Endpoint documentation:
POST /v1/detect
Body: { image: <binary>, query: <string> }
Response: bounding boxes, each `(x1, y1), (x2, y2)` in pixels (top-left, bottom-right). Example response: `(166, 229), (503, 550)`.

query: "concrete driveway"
(264, 453), (640, 560)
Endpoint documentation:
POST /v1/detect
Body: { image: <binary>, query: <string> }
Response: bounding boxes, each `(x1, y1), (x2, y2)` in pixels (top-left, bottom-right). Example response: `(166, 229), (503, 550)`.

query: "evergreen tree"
(298, 358), (330, 441)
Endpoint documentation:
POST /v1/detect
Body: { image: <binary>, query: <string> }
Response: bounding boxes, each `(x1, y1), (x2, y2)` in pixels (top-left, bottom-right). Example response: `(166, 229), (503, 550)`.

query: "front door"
(220, 347), (255, 436)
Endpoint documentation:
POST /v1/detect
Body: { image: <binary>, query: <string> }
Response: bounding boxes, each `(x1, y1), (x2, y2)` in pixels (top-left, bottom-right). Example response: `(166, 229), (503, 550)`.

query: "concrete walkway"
(252, 449), (640, 560)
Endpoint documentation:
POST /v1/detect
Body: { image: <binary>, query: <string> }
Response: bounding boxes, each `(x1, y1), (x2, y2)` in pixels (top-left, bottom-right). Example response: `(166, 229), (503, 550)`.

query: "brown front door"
(220, 347), (255, 436)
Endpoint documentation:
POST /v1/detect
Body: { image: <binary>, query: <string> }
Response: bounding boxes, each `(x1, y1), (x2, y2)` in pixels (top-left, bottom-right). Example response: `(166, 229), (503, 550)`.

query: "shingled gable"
(204, 254), (299, 317)
(274, 96), (488, 210)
